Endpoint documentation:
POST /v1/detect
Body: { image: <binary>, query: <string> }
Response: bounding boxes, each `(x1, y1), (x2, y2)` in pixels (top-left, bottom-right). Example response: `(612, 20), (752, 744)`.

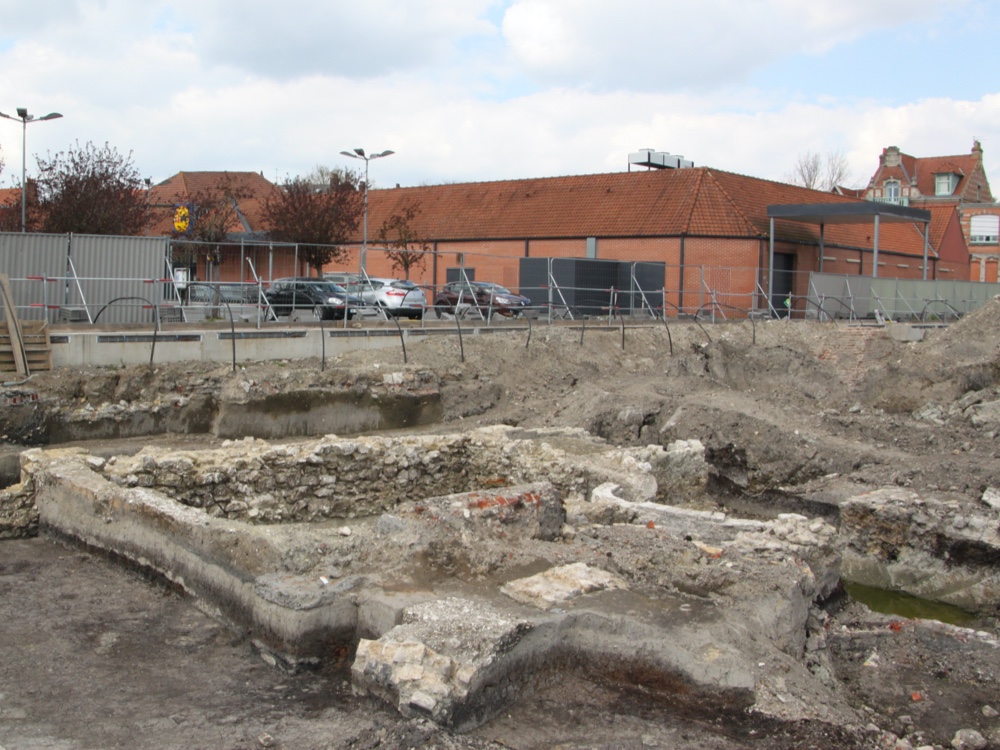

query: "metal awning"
(767, 202), (930, 225)
(765, 202), (934, 309)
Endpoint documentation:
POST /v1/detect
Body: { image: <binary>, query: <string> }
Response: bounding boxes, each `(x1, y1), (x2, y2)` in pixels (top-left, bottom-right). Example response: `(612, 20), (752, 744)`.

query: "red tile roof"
(364, 167), (936, 257)
(868, 143), (987, 200)
(147, 171), (280, 236)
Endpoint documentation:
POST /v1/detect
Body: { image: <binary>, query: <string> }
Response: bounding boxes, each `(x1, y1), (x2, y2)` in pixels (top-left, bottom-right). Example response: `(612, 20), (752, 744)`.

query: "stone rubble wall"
(97, 426), (707, 525)
(0, 472), (36, 539)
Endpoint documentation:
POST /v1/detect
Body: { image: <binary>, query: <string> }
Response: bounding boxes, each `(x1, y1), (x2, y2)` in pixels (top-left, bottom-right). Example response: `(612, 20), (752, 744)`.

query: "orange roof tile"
(148, 171), (280, 237)
(364, 167), (935, 257)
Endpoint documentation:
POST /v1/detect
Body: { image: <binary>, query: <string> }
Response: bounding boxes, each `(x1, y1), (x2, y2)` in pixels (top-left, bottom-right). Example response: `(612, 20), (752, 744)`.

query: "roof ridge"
(677, 169), (706, 234)
(700, 169), (762, 236)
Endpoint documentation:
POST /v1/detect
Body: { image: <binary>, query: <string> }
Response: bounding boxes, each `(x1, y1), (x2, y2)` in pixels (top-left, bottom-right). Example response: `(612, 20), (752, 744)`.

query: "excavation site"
(2, 312), (1000, 750)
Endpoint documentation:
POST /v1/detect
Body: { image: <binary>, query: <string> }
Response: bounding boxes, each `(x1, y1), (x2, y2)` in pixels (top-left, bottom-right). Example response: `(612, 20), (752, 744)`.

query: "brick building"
(864, 140), (1000, 281)
(346, 165), (968, 315)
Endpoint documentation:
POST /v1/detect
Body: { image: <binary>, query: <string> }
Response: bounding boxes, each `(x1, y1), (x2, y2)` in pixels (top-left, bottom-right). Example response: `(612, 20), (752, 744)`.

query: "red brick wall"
(306, 232), (979, 313)
(528, 239), (587, 258)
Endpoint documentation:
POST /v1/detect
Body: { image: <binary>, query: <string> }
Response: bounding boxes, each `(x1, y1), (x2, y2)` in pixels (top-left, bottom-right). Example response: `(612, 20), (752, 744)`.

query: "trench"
(842, 581), (981, 628)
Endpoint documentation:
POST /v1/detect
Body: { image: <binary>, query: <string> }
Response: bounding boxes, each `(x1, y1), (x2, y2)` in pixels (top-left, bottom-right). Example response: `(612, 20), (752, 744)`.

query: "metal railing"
(6, 232), (1000, 333)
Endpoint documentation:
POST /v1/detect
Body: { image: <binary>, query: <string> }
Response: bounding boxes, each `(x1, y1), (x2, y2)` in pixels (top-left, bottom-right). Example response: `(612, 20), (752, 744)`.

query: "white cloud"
(500, 0), (962, 90)
(0, 0), (998, 198)
(171, 0), (499, 79)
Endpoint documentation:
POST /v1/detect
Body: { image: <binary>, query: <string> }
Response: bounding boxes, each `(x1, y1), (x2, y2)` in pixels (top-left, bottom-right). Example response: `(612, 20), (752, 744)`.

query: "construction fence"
(2, 232), (998, 326)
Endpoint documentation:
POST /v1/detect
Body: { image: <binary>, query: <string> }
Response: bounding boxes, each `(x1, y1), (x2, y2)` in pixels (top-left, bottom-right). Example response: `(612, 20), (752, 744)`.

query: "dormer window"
(935, 172), (958, 196)
(884, 180), (900, 203)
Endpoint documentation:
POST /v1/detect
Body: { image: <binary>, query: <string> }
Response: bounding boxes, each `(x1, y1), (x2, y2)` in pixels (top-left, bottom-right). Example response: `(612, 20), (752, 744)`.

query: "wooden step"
(0, 319), (52, 374)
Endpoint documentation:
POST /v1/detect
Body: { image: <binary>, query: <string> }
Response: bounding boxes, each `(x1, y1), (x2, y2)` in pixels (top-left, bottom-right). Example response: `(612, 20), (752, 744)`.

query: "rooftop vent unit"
(628, 149), (694, 171)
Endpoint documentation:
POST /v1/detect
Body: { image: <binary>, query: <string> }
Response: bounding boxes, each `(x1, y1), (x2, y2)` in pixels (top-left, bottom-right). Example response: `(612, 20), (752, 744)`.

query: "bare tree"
(34, 141), (147, 234)
(786, 151), (822, 189)
(262, 172), (363, 275)
(785, 150), (852, 192)
(375, 201), (429, 279)
(823, 150), (851, 191)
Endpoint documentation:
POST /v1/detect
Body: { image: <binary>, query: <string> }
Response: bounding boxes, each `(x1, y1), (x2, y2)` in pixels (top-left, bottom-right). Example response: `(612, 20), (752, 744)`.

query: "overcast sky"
(1, 0), (998, 193)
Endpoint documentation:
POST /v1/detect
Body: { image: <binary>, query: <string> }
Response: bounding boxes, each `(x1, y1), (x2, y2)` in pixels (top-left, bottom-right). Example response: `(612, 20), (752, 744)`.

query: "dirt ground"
(4, 311), (1000, 749)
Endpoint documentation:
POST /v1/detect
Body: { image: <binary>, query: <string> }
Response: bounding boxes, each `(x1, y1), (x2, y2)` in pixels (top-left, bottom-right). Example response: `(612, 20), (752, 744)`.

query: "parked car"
(264, 278), (363, 320)
(323, 272), (361, 287)
(345, 277), (426, 319)
(433, 281), (530, 318)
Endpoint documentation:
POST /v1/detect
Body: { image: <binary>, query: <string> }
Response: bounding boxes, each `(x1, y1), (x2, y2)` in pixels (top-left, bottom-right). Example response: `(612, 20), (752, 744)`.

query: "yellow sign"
(173, 205), (190, 233)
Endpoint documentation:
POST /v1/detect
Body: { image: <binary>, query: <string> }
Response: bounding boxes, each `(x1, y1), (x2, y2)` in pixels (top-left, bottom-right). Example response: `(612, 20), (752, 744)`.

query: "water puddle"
(844, 581), (979, 627)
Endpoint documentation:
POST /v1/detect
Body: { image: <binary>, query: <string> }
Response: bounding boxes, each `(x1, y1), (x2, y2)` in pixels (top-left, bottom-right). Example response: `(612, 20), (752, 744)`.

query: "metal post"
(339, 148), (394, 277)
(361, 163), (368, 275)
(19, 117), (26, 231)
(922, 221), (929, 281)
(0, 108), (64, 232)
(872, 214), (880, 279)
(819, 223), (825, 273)
(768, 217), (775, 314)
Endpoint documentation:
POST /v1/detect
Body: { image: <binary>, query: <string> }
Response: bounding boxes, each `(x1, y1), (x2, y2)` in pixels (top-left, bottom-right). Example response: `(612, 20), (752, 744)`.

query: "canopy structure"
(766, 202), (933, 306)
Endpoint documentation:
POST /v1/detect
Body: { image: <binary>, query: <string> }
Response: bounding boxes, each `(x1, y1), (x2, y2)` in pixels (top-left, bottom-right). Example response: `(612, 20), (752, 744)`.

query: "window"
(935, 173), (957, 196)
(884, 180), (900, 202)
(971, 215), (1000, 244)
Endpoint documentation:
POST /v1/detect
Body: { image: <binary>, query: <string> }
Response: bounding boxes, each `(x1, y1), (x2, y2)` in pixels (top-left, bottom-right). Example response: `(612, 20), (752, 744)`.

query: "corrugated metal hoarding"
(69, 235), (170, 324)
(808, 273), (1000, 320)
(0, 232), (71, 321)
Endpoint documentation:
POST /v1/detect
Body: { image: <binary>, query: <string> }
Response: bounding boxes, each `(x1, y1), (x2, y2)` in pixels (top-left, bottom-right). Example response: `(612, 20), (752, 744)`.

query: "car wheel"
(434, 306), (446, 319)
(313, 305), (325, 321)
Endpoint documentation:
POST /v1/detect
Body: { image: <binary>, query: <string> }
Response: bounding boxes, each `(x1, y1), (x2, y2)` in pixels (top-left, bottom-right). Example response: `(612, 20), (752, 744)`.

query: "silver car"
(347, 277), (426, 319)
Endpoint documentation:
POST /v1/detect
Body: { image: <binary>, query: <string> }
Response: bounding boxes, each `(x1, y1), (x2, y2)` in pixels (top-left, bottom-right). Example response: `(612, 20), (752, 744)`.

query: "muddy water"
(844, 581), (980, 627)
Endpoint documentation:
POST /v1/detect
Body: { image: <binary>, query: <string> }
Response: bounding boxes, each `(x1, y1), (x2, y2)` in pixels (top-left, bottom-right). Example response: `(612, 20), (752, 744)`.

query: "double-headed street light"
(339, 147), (394, 275)
(0, 107), (64, 232)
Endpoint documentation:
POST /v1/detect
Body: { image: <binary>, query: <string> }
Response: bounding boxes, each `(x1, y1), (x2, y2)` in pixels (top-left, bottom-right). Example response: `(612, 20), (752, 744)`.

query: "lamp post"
(0, 107), (63, 232)
(339, 147), (394, 275)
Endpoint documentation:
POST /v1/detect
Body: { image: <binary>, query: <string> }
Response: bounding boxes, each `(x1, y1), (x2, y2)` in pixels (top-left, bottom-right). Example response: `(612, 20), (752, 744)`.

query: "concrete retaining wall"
(49, 325), (421, 367)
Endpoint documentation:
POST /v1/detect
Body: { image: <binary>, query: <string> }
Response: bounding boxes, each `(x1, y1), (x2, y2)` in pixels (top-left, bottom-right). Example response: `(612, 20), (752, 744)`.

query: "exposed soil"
(4, 311), (1000, 749)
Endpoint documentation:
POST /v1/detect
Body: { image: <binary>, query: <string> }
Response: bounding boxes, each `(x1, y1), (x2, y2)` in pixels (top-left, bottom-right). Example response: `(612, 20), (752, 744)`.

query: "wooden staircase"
(0, 274), (53, 376)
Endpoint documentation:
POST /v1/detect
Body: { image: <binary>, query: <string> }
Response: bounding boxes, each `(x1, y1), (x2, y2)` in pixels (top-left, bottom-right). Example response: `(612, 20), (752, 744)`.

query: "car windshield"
(346, 281), (375, 292)
(476, 283), (511, 295)
(390, 280), (418, 290)
(312, 283), (346, 295)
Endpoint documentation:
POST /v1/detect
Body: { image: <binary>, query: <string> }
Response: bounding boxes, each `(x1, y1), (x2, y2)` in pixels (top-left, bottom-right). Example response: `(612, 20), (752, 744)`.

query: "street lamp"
(339, 147), (394, 275)
(0, 107), (63, 232)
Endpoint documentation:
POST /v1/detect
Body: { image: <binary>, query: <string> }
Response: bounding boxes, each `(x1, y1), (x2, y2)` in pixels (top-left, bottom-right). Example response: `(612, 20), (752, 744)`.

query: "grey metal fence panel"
(70, 235), (171, 324)
(0, 232), (71, 321)
(806, 274), (874, 319)
(810, 272), (1000, 321)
